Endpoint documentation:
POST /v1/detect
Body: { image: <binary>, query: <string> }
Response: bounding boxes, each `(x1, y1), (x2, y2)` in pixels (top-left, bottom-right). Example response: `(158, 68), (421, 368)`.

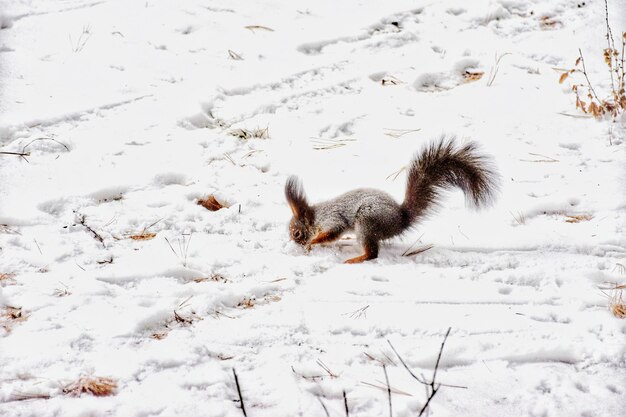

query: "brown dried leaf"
(559, 72), (569, 84)
(198, 195), (225, 211)
(565, 214), (593, 223)
(463, 71), (484, 82)
(575, 57), (581, 66)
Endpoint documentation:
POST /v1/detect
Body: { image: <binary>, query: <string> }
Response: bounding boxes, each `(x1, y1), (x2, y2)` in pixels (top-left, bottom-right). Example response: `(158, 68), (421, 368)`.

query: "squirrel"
(285, 137), (499, 263)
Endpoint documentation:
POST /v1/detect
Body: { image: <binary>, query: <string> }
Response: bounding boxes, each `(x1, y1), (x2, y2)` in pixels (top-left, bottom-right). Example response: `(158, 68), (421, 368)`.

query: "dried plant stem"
(317, 396), (331, 417)
(343, 390), (349, 417)
(388, 327), (466, 417)
(232, 369), (247, 417)
(76, 212), (105, 248)
(383, 364), (392, 417)
(578, 49), (602, 103)
(604, 0), (616, 92)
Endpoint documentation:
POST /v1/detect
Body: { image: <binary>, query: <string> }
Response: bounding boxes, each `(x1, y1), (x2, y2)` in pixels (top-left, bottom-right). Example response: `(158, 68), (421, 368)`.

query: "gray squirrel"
(285, 138), (499, 263)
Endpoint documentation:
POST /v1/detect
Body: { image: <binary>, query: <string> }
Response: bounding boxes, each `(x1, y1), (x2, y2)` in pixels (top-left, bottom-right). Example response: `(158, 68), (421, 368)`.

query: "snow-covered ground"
(1, 0), (625, 416)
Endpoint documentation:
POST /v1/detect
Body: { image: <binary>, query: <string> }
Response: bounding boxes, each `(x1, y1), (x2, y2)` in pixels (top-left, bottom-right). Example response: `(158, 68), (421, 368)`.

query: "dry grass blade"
(316, 359), (338, 378)
(386, 166), (406, 181)
(228, 49), (243, 60)
(361, 380), (413, 396)
(8, 391), (51, 402)
(244, 25), (274, 32)
(198, 195), (226, 211)
(383, 128), (421, 138)
(510, 211), (527, 226)
(519, 153), (559, 163)
(310, 137), (356, 150)
(403, 243), (434, 257)
(343, 305), (370, 319)
(63, 376), (117, 397)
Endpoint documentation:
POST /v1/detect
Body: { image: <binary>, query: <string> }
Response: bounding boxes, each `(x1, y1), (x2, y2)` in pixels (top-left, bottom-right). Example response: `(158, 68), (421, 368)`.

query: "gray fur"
(285, 138), (499, 262)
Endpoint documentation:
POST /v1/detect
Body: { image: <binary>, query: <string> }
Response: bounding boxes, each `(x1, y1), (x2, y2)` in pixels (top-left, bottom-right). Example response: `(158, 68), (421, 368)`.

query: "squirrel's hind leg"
(344, 238), (379, 264)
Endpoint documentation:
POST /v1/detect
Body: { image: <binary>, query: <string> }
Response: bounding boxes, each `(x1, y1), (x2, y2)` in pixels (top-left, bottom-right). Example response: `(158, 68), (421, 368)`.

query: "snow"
(1, 0), (625, 416)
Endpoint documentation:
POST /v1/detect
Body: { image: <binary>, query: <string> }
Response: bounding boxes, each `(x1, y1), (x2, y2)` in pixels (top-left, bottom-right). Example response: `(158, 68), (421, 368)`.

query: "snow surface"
(1, 0), (625, 416)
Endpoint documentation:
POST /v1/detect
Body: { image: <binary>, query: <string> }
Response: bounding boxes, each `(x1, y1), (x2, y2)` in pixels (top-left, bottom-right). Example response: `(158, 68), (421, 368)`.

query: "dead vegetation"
(228, 126), (269, 140)
(0, 272), (16, 285)
(128, 219), (162, 241)
(244, 25), (274, 33)
(310, 137), (356, 150)
(462, 70), (484, 82)
(129, 232), (157, 241)
(197, 195), (226, 211)
(63, 376), (117, 397)
(380, 75), (404, 85)
(601, 283), (626, 318)
(165, 232), (193, 268)
(564, 213), (593, 223)
(539, 15), (562, 30)
(560, 0), (625, 119)
(1, 306), (27, 333)
(383, 128), (420, 138)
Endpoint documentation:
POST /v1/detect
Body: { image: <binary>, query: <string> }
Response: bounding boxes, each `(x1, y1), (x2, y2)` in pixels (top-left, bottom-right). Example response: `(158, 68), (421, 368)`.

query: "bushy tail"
(401, 138), (499, 224)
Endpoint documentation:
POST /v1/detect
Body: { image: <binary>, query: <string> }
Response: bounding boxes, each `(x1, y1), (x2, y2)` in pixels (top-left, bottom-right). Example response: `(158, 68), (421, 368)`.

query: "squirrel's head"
(285, 176), (314, 246)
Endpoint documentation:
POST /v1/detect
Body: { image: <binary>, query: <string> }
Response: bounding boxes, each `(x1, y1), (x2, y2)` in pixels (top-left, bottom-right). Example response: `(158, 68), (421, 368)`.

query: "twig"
(317, 359), (338, 378)
(317, 396), (331, 417)
(360, 381), (412, 396)
(431, 328), (451, 389)
(383, 364), (392, 417)
(417, 327), (451, 417)
(232, 369), (247, 417)
(291, 366), (325, 381)
(604, 0), (616, 92)
(578, 49), (602, 103)
(76, 212), (106, 248)
(0, 151), (30, 162)
(343, 305), (370, 319)
(343, 390), (349, 417)
(22, 137), (70, 153)
(33, 239), (42, 255)
(387, 339), (467, 389)
(487, 52), (511, 87)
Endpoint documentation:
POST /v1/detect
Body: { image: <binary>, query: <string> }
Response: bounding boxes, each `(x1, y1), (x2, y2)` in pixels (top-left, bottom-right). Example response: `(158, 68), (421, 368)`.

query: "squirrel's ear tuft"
(285, 176), (312, 220)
